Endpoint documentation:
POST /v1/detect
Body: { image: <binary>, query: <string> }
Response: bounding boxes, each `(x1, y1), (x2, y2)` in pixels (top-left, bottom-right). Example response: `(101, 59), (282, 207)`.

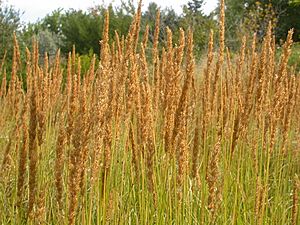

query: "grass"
(0, 0), (299, 224)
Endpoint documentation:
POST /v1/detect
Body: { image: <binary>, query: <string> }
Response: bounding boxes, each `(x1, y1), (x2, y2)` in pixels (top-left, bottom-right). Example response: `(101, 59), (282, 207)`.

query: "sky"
(4, 0), (218, 23)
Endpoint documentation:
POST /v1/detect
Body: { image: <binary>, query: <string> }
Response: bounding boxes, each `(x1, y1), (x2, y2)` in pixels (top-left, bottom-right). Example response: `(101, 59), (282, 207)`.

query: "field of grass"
(0, 0), (299, 224)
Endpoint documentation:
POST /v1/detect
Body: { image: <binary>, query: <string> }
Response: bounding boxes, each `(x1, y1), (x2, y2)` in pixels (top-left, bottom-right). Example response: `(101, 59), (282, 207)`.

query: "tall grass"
(0, 0), (299, 224)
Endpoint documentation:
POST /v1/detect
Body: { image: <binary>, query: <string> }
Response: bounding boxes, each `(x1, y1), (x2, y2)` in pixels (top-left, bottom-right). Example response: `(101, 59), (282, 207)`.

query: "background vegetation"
(1, 0), (300, 62)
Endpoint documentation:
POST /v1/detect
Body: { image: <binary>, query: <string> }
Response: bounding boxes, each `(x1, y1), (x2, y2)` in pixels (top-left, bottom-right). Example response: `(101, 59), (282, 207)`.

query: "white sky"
(4, 0), (218, 23)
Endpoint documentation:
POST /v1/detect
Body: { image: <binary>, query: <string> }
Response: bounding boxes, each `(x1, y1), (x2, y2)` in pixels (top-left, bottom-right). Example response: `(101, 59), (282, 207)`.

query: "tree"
(0, 2), (22, 60)
(249, 0), (300, 42)
(20, 9), (63, 58)
(187, 0), (205, 14)
(141, 2), (160, 45)
(120, 0), (136, 16)
(60, 9), (102, 55)
(35, 29), (60, 57)
(51, 3), (133, 55)
(41, 8), (64, 36)
(220, 0), (300, 47)
(141, 1), (216, 57)
(181, 0), (216, 56)
(277, 1), (300, 42)
(242, 1), (277, 41)
(142, 3), (181, 50)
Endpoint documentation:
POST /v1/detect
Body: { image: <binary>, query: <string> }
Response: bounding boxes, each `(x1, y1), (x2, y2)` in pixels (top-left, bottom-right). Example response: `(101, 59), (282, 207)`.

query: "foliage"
(3, 0), (300, 62)
(141, 1), (216, 58)
(0, 2), (22, 62)
(24, 4), (133, 56)
(59, 9), (102, 55)
(181, 0), (217, 56)
(79, 49), (99, 75)
(17, 1), (215, 58)
(284, 42), (300, 71)
(276, 1), (300, 42)
(142, 3), (181, 47)
(35, 29), (60, 57)
(242, 1), (277, 40)
(221, 0), (300, 47)
(41, 8), (64, 35)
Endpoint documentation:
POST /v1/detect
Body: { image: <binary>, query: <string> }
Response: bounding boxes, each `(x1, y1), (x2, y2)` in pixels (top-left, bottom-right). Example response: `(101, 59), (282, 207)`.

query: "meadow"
(0, 0), (299, 224)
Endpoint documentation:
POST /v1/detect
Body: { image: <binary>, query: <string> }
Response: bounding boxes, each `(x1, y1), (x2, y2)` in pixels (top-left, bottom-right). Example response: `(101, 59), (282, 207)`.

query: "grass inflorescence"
(0, 0), (299, 224)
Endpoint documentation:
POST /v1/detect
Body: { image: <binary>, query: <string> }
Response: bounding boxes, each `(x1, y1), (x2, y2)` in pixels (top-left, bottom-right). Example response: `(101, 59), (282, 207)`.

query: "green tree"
(187, 0), (205, 14)
(159, 7), (180, 41)
(242, 1), (277, 41)
(142, 1), (216, 57)
(35, 29), (60, 57)
(0, 1), (22, 60)
(277, 1), (300, 42)
(120, 0), (136, 15)
(59, 9), (102, 55)
(250, 0), (300, 42)
(142, 2), (160, 44)
(47, 3), (133, 55)
(21, 10), (62, 58)
(142, 3), (181, 51)
(41, 8), (64, 37)
(220, 0), (300, 46)
(181, 0), (216, 56)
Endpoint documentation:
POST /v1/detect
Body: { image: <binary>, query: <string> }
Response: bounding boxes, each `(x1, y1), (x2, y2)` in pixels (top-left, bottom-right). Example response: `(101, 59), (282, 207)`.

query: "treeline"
(1, 0), (300, 65)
